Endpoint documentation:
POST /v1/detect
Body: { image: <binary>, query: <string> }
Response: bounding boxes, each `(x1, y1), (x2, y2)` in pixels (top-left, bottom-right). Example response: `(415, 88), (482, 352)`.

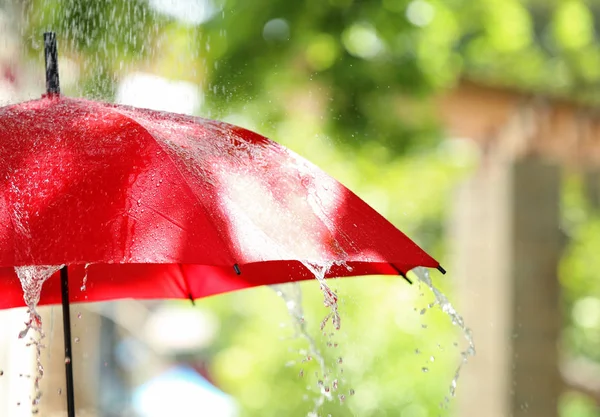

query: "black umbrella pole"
(43, 32), (60, 95)
(60, 266), (76, 417)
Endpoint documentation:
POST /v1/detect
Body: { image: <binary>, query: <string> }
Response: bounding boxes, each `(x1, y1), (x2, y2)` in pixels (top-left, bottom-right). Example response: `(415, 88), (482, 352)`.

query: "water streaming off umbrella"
(271, 263), (475, 415)
(14, 265), (63, 413)
(414, 267), (476, 404)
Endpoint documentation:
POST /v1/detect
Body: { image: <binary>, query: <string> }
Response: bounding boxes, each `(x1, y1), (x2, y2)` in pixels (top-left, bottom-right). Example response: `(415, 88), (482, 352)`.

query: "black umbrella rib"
(390, 264), (412, 285)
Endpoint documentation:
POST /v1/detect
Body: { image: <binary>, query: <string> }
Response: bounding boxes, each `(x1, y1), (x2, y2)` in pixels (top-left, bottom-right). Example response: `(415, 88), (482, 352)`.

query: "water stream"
(274, 261), (364, 416)
(271, 281), (334, 415)
(276, 264), (475, 415)
(414, 267), (476, 403)
(14, 265), (63, 413)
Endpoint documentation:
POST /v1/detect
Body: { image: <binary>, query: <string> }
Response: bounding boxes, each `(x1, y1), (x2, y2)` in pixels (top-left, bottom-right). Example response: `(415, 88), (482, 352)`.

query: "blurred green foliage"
(10, 0), (600, 415)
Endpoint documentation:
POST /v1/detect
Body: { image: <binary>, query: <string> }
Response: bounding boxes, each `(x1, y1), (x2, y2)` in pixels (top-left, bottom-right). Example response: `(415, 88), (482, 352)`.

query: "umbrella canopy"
(0, 95), (440, 309)
(0, 32), (444, 417)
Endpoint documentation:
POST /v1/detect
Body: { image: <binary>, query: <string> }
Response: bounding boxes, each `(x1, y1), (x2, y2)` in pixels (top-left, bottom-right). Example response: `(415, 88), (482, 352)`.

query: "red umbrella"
(0, 33), (443, 415)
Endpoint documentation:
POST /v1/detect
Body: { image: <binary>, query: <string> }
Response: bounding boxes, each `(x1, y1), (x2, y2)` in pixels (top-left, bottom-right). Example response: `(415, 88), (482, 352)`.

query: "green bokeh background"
(7, 0), (600, 414)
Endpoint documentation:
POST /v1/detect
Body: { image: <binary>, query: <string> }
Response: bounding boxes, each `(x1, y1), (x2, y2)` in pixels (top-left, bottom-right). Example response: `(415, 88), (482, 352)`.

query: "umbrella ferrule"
(43, 32), (60, 96)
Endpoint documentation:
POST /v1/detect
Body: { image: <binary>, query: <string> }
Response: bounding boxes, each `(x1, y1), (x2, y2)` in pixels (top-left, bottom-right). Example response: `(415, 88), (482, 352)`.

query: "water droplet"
(58, 388), (62, 395)
(65, 357), (71, 364)
(77, 312), (82, 319)
(337, 357), (343, 364)
(415, 348), (421, 354)
(299, 369), (304, 377)
(420, 308), (426, 315)
(349, 388), (355, 395)
(332, 379), (338, 390)
(422, 367), (429, 373)
(74, 337), (80, 343)
(430, 356), (435, 362)
(338, 394), (346, 403)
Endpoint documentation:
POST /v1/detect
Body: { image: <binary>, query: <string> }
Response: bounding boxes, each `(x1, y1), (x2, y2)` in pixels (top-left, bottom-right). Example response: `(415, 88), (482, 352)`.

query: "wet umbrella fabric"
(0, 96), (440, 308)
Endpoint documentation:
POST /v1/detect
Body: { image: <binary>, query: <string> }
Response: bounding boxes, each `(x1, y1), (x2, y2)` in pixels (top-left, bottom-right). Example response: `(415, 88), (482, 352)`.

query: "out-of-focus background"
(1, 0), (600, 416)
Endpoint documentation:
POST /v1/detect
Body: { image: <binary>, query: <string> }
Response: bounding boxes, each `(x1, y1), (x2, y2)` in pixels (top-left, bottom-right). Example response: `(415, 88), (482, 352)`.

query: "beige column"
(452, 155), (563, 417)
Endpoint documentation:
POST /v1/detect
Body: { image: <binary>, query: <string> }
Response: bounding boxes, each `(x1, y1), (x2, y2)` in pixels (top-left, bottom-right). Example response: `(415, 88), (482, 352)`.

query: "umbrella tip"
(43, 32), (60, 96)
(437, 265), (447, 275)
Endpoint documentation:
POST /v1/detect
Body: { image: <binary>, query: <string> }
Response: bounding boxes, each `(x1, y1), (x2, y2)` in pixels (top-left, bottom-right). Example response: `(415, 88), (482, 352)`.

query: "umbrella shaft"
(61, 266), (75, 417)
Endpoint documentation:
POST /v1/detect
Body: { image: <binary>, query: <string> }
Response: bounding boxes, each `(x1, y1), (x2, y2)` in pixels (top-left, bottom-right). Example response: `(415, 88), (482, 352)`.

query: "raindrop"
(349, 389), (355, 396)
(422, 367), (429, 373)
(415, 348), (421, 354)
(332, 379), (338, 391)
(299, 369), (304, 378)
(65, 357), (71, 364)
(58, 388), (62, 395)
(74, 337), (80, 343)
(77, 312), (82, 319)
(430, 356), (435, 362)
(338, 394), (346, 403)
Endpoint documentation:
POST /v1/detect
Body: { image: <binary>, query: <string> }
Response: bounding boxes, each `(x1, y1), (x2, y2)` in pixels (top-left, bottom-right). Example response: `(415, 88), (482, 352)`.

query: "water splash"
(80, 263), (90, 292)
(271, 282), (333, 414)
(14, 265), (63, 412)
(271, 282), (327, 374)
(303, 262), (341, 331)
(414, 267), (476, 401)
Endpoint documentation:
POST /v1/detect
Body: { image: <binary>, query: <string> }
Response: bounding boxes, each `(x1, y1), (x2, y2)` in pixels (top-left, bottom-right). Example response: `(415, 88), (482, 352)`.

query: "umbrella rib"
(178, 264), (195, 306)
(390, 264), (412, 285)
